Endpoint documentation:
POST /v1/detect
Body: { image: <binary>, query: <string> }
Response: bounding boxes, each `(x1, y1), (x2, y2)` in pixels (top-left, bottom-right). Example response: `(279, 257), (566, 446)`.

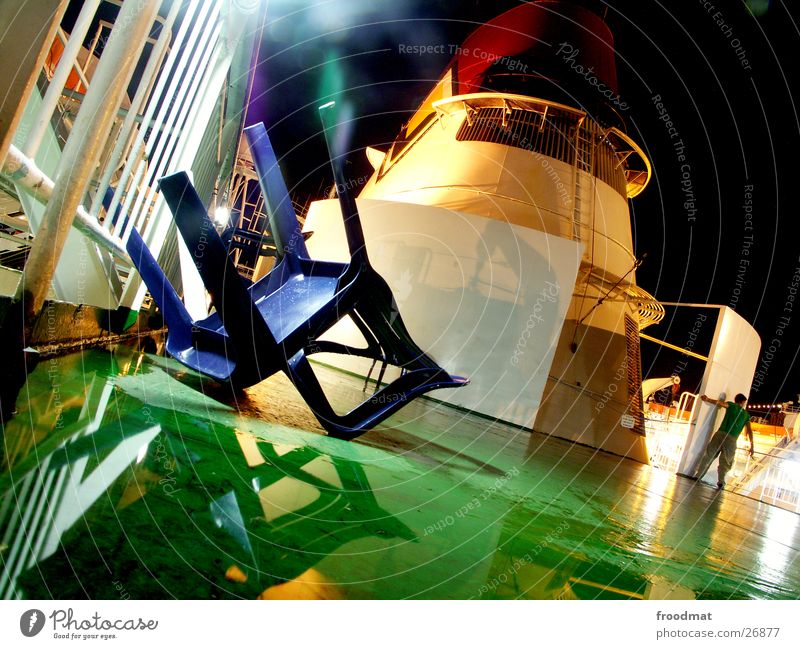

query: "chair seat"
(254, 272), (339, 343)
(169, 343), (237, 382)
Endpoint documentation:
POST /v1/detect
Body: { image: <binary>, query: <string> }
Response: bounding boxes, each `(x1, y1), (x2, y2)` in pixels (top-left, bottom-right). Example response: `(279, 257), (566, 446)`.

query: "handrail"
(54, 27), (92, 93)
(2, 144), (128, 261)
(433, 92), (586, 119)
(677, 391), (698, 421)
(605, 127), (652, 197)
(639, 333), (709, 362)
(432, 92), (651, 198)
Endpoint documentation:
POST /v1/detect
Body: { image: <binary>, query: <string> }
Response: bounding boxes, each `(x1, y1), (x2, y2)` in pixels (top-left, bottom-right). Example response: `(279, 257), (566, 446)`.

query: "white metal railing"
(730, 444), (800, 513)
(87, 6), (177, 224)
(110, 0), (219, 246)
(644, 416), (692, 473)
(4, 0), (260, 311)
(25, 0), (102, 157)
(433, 93), (652, 198)
(645, 390), (800, 513)
(644, 392), (698, 473)
(676, 391), (699, 421)
(120, 1), (227, 316)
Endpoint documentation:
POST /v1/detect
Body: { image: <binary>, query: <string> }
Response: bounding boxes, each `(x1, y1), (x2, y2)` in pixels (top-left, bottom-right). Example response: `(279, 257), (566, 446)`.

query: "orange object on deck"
(45, 37), (87, 94)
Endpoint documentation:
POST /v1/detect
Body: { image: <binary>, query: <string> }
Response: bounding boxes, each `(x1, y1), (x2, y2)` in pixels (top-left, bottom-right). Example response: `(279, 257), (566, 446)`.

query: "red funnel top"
(452, 1), (619, 114)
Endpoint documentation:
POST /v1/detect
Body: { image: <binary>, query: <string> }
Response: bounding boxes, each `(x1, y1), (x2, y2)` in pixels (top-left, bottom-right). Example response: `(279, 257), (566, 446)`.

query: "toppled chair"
(126, 103), (467, 439)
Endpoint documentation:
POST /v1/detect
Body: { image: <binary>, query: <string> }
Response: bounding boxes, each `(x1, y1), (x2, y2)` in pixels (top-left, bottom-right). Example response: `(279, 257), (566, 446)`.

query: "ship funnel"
(450, 1), (622, 125)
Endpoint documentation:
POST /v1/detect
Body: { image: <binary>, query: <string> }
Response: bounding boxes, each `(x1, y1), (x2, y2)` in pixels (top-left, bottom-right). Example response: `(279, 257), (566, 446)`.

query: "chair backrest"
(243, 124), (308, 260)
(159, 171), (278, 349)
(318, 102), (369, 267)
(246, 108), (371, 269)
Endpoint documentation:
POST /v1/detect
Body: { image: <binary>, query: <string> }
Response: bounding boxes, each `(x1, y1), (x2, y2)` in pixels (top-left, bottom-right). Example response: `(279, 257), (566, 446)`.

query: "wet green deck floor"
(2, 346), (799, 599)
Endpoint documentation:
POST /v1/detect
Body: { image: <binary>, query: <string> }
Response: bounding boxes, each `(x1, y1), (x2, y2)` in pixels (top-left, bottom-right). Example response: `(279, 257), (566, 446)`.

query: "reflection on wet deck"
(1, 346), (799, 599)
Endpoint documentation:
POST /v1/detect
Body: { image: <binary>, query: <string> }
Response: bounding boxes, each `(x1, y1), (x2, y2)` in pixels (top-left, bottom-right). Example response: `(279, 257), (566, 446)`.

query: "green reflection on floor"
(1, 347), (798, 599)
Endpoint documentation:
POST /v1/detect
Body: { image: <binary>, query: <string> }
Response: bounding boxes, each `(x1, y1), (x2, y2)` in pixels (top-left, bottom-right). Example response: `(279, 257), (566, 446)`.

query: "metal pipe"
(639, 332), (710, 362)
(2, 143), (128, 260)
(0, 214), (29, 232)
(23, 0), (102, 158)
(16, 0), (160, 322)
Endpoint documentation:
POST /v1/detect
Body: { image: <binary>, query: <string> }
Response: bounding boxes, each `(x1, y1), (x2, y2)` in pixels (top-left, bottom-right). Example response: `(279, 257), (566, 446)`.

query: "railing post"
(15, 0), (161, 327)
(0, 0), (68, 166)
(23, 0), (102, 158)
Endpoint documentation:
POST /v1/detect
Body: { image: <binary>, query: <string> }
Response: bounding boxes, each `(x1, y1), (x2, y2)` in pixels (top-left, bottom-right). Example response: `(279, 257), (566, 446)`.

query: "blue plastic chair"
(127, 104), (467, 439)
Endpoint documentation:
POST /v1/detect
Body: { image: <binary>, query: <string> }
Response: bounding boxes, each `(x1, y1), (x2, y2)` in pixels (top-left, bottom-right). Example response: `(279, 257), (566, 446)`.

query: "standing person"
(693, 393), (755, 489)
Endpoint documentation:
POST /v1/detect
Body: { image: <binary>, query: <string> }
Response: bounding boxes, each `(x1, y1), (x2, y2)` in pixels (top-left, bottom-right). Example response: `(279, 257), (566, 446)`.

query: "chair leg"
(286, 349), (465, 440)
(353, 272), (440, 371)
(303, 310), (385, 363)
(284, 351), (342, 431)
(282, 269), (468, 439)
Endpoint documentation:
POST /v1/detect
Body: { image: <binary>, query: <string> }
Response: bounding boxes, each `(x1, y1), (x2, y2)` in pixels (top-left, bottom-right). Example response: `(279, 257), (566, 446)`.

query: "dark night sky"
(247, 0), (800, 404)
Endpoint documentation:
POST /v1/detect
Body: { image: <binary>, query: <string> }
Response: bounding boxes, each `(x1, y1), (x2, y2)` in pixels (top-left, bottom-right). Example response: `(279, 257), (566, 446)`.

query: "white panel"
(305, 198), (583, 428)
(677, 306), (761, 475)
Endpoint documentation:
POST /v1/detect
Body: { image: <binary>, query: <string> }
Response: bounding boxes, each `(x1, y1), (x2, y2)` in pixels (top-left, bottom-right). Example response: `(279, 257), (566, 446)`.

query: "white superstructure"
(305, 2), (661, 461)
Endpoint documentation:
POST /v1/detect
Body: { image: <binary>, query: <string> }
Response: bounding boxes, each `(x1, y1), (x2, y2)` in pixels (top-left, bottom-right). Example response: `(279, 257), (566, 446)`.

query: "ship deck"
(1, 344), (798, 599)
